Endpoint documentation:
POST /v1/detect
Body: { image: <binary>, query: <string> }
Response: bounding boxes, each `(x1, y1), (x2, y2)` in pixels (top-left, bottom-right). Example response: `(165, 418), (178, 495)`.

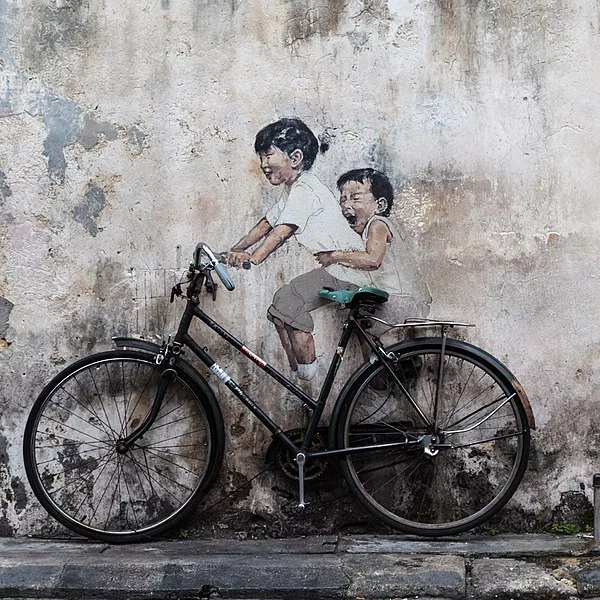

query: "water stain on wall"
(428, 0), (561, 92)
(429, 0), (482, 83)
(73, 183), (106, 236)
(17, 0), (97, 74)
(283, 0), (348, 46)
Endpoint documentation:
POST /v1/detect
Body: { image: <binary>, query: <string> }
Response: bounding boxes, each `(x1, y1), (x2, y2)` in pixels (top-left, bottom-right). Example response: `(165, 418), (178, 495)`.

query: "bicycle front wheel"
(23, 350), (224, 543)
(334, 338), (531, 536)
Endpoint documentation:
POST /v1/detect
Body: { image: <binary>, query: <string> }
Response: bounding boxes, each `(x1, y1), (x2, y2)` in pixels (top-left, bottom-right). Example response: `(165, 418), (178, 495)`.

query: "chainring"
(272, 428), (329, 481)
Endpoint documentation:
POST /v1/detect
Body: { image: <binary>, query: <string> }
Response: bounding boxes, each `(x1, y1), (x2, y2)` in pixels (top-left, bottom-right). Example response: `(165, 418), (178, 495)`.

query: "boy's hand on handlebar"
(228, 251), (254, 268)
(314, 251), (336, 267)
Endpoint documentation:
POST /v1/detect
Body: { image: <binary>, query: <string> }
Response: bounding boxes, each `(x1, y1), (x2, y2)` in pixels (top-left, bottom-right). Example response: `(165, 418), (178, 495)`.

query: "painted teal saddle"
(318, 286), (389, 306)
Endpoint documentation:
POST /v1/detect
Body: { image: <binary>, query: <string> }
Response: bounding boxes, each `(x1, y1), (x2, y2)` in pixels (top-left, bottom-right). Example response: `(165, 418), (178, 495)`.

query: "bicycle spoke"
(339, 341), (529, 536)
(24, 352), (221, 542)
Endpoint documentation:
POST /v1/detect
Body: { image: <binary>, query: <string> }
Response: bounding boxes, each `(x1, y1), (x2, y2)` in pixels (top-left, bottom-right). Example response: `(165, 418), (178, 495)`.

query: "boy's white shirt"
(266, 172), (370, 286)
(363, 215), (431, 302)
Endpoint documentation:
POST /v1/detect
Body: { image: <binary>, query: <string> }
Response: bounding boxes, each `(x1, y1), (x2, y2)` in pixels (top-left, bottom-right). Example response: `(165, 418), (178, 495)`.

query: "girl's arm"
(315, 219), (390, 270)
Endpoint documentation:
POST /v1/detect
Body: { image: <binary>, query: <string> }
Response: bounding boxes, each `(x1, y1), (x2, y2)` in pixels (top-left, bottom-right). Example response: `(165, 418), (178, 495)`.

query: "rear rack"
(369, 317), (475, 329)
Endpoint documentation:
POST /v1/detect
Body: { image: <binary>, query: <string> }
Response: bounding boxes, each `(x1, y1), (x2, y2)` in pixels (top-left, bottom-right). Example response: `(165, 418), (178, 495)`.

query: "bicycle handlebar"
(194, 243), (236, 291)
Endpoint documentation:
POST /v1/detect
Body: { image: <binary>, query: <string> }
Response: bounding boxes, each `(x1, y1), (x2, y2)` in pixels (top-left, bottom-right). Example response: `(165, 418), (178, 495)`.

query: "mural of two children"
(227, 118), (431, 381)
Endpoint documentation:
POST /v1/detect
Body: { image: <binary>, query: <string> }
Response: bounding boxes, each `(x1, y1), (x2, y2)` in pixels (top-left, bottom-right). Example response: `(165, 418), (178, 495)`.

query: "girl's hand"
(314, 251), (336, 267)
(228, 251), (254, 268)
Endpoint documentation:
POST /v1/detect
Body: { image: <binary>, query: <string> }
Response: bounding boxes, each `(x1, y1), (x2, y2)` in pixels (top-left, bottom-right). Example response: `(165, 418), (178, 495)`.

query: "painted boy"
(315, 168), (431, 347)
(228, 118), (369, 380)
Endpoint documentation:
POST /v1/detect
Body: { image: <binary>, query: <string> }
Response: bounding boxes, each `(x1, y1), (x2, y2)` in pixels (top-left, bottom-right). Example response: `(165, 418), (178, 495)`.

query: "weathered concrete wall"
(1, 0), (599, 536)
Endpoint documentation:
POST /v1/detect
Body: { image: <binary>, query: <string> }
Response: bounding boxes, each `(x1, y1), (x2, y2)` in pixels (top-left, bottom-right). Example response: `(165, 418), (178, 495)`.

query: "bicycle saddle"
(318, 286), (389, 306)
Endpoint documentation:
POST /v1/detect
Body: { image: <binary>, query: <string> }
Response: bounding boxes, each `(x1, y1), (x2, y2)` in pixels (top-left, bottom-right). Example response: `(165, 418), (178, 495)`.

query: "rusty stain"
(192, 194), (222, 226)
(92, 174), (122, 197)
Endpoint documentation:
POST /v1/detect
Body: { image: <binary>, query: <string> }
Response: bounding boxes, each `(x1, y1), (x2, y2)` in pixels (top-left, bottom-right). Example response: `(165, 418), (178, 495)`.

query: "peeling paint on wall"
(73, 183), (106, 236)
(0, 435), (16, 536)
(0, 172), (11, 205)
(41, 95), (80, 184)
(125, 125), (148, 156)
(78, 113), (118, 151)
(0, 297), (12, 340)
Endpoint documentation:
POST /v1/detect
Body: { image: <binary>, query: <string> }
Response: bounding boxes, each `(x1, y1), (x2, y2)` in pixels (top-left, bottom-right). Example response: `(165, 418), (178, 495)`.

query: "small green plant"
(550, 521), (581, 535)
(178, 528), (190, 539)
(487, 527), (500, 536)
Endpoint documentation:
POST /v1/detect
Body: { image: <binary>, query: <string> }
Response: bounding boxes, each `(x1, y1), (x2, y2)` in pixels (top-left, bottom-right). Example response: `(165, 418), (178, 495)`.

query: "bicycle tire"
(23, 349), (224, 543)
(333, 338), (530, 537)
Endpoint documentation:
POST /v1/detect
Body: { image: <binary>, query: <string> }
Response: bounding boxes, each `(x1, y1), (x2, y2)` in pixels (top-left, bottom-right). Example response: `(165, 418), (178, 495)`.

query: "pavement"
(2, 533), (600, 599)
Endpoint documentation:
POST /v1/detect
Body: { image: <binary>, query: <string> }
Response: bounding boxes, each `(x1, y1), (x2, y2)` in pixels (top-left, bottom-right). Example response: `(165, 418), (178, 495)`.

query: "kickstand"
(295, 452), (307, 509)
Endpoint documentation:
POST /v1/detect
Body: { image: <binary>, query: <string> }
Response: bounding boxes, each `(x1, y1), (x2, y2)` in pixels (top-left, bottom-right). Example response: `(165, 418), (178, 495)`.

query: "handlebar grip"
(214, 262), (235, 291)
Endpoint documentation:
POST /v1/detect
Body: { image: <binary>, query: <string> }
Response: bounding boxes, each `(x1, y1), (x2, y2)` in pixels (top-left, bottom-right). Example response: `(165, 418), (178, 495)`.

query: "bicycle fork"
(118, 367), (176, 451)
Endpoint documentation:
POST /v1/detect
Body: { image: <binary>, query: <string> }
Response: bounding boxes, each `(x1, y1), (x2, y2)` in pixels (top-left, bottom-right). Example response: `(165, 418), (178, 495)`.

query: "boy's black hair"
(336, 168), (394, 216)
(254, 118), (319, 170)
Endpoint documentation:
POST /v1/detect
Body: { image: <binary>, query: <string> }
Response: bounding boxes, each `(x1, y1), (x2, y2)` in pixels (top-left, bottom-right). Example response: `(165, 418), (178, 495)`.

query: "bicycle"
(23, 242), (535, 543)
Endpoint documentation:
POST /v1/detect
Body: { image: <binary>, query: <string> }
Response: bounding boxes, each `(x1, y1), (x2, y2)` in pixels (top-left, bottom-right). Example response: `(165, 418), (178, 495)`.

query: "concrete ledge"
(344, 554), (465, 599)
(0, 534), (598, 599)
(339, 533), (600, 557)
(470, 558), (578, 599)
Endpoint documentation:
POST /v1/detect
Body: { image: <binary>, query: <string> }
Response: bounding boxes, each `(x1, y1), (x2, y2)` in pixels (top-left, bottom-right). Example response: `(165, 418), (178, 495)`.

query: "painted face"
(338, 180), (385, 234)
(258, 146), (297, 186)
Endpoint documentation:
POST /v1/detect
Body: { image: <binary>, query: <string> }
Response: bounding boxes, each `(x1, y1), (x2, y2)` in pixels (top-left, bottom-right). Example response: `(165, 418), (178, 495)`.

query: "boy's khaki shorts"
(266, 268), (357, 332)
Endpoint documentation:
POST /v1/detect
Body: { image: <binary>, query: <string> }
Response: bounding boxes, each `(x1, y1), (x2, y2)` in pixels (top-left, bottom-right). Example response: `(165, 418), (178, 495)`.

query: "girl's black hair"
(336, 168), (394, 216)
(254, 118), (319, 170)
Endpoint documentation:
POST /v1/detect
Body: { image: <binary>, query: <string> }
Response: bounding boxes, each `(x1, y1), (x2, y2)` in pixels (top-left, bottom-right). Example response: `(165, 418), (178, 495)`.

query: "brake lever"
(170, 283), (183, 303)
(205, 271), (217, 301)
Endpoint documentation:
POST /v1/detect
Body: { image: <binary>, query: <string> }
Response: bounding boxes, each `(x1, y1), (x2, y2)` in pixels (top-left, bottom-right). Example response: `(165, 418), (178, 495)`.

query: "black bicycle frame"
(150, 295), (418, 460)
(171, 296), (350, 453)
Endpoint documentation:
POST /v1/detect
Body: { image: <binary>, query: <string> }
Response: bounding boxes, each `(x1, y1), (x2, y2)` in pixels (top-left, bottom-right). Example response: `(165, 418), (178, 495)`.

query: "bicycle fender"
(437, 338), (536, 431)
(328, 337), (535, 450)
(112, 336), (162, 353)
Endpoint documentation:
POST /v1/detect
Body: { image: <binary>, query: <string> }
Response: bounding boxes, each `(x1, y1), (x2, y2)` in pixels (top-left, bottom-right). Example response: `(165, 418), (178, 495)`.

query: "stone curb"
(0, 534), (598, 599)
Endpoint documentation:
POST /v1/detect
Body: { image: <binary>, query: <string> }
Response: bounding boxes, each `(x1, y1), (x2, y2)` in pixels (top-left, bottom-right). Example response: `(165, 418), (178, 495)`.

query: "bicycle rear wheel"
(23, 350), (224, 543)
(334, 338), (530, 536)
